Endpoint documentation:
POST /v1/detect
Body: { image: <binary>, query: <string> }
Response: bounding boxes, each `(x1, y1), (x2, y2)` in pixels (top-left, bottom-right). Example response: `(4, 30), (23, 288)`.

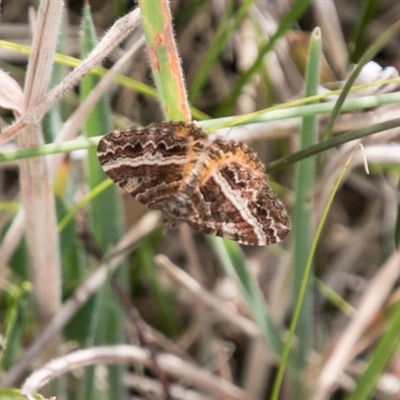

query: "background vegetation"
(1, 0), (400, 399)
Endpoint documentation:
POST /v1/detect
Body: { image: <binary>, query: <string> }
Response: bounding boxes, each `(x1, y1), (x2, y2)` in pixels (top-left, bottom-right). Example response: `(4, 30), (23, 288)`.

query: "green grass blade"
(0, 388), (32, 400)
(58, 179), (113, 233)
(350, 0), (380, 62)
(267, 117), (400, 173)
(210, 238), (294, 362)
(0, 202), (20, 212)
(292, 27), (321, 371)
(2, 109), (400, 172)
(136, 243), (180, 337)
(80, 10), (121, 250)
(1, 283), (31, 371)
(345, 300), (400, 400)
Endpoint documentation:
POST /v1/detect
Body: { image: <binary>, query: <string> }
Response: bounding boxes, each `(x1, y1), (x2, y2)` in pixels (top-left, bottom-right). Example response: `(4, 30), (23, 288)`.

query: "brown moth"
(97, 121), (291, 245)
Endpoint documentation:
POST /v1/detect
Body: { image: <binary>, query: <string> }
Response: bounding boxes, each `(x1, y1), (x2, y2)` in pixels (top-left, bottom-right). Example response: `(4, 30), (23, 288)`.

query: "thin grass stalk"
(205, 88), (400, 132)
(58, 180), (112, 233)
(139, 0), (190, 121)
(268, 117), (400, 173)
(18, 0), (62, 330)
(313, 0), (348, 77)
(350, 0), (380, 62)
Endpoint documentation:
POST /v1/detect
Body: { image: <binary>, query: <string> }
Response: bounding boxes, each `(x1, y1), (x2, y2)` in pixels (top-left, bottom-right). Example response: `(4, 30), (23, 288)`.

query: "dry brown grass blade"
(0, 68), (24, 115)
(155, 254), (259, 338)
(124, 374), (213, 400)
(18, 0), (63, 332)
(313, 0), (348, 78)
(21, 345), (253, 400)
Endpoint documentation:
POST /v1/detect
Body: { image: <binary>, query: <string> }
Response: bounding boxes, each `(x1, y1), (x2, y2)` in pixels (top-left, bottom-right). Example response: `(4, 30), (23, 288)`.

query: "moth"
(97, 121), (291, 245)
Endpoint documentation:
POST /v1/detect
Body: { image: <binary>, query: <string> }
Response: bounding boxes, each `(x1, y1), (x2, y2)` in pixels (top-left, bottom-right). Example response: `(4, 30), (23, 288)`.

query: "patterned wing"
(185, 139), (291, 245)
(97, 122), (206, 210)
(98, 121), (291, 246)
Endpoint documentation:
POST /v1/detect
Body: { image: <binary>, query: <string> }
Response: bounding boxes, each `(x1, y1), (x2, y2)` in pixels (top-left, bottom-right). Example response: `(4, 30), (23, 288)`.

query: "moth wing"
(185, 140), (291, 245)
(97, 122), (205, 209)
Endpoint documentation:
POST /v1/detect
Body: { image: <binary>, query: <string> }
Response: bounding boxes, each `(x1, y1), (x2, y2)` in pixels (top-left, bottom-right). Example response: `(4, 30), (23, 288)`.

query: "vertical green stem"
(292, 25), (321, 382)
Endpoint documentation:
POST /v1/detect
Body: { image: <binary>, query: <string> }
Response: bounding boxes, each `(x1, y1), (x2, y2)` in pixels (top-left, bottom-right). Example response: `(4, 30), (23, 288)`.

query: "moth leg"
(162, 214), (181, 231)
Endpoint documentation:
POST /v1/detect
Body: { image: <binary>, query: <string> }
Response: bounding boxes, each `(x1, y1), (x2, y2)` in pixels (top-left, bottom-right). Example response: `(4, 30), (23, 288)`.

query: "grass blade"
(18, 0), (63, 333)
(291, 27), (321, 371)
(139, 0), (190, 121)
